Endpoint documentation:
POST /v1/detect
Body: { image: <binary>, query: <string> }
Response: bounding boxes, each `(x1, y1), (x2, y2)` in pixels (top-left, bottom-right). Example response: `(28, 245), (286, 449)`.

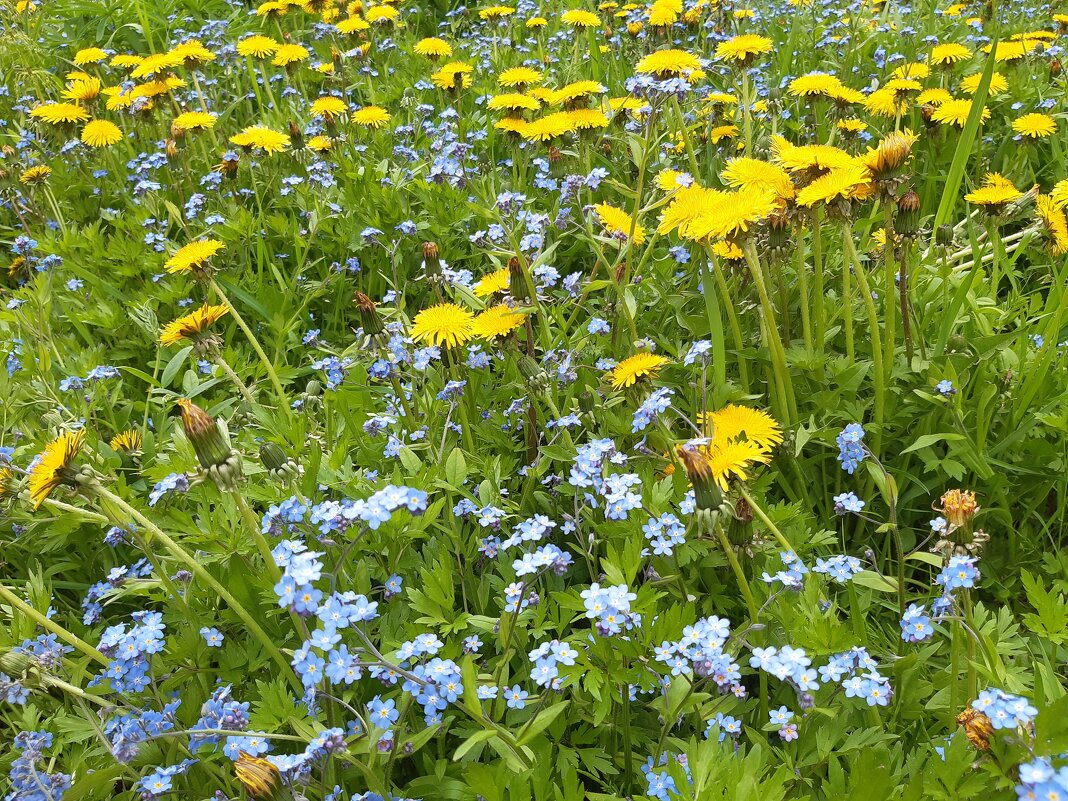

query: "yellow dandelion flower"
(864, 86), (907, 118)
(1012, 113), (1056, 139)
(708, 124), (739, 143)
(569, 107), (610, 129)
(74, 47), (108, 65)
(235, 753), (280, 800)
(711, 240), (744, 261)
(702, 438), (772, 490)
(411, 303), (475, 347)
(237, 35), (280, 58)
(365, 4), (399, 23)
(561, 8), (600, 26)
(495, 117), (529, 134)
(964, 172), (1023, 206)
(549, 80), (606, 105)
(159, 303), (230, 346)
(81, 119), (122, 147)
(893, 62), (930, 80)
(30, 102), (90, 124)
(930, 43), (972, 65)
(352, 105), (391, 127)
(1036, 194), (1068, 255)
(130, 52), (182, 79)
(432, 61), (474, 90)
(594, 203), (646, 245)
(169, 39), (216, 65)
(796, 162), (873, 207)
(859, 129), (919, 178)
(110, 429), (143, 453)
(414, 37), (452, 58)
(336, 16), (371, 33)
(714, 33), (773, 62)
(488, 93), (541, 111)
(635, 48), (702, 77)
(916, 87), (953, 106)
(720, 157), (795, 202)
(960, 71), (1008, 95)
(172, 111), (217, 131)
(472, 304), (528, 338)
(521, 111), (576, 141)
(311, 96), (349, 119)
(308, 135), (333, 151)
(273, 43), (310, 66)
(473, 268), (511, 296)
(110, 53), (144, 69)
(63, 76), (102, 102)
(884, 77), (923, 93)
(655, 169), (690, 191)
(498, 67), (543, 87)
(256, 0), (289, 16)
(609, 352), (670, 388)
(229, 125), (290, 153)
(787, 72), (843, 97)
(931, 98), (990, 127)
(1052, 180), (1068, 209)
(648, 3), (678, 25)
(27, 430), (85, 509)
(19, 165), (52, 184)
(479, 5), (515, 19)
(526, 16), (548, 27)
(771, 136), (855, 173)
(837, 118), (868, 133)
(701, 404), (783, 450)
(165, 238), (225, 274)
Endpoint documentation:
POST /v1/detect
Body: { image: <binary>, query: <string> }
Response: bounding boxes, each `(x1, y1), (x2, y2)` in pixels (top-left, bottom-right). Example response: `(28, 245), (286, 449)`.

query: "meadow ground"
(1, 0), (1068, 799)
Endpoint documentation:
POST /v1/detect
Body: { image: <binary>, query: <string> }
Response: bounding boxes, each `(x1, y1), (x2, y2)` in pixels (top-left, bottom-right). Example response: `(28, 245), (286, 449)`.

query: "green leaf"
(931, 36), (998, 235)
(901, 432), (966, 454)
(445, 447), (468, 486)
(161, 345), (193, 387)
(851, 571), (899, 593)
(453, 729), (497, 761)
(516, 701), (569, 746)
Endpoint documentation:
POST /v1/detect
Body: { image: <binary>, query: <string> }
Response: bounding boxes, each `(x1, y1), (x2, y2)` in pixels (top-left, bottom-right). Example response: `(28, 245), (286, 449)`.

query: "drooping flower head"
(27, 430), (86, 509)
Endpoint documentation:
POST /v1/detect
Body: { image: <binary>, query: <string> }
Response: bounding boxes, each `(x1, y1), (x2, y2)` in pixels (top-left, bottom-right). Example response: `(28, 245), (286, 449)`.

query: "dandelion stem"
(209, 277), (291, 415)
(841, 224), (885, 448)
(736, 485), (793, 554)
(743, 241), (796, 426)
(89, 483), (301, 692)
(0, 583), (108, 667)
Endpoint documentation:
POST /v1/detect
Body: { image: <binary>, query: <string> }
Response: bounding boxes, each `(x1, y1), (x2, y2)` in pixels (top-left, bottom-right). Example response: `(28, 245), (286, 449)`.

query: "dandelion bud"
(547, 146), (562, 165)
(353, 291), (385, 336)
(288, 120), (303, 146)
(234, 752), (282, 799)
(306, 380), (323, 398)
(1051, 58), (1062, 77)
(677, 446), (723, 511)
(767, 209), (790, 252)
(956, 708), (993, 750)
(177, 399), (231, 470)
(421, 241), (441, 279)
(614, 261), (628, 283)
(165, 138), (178, 158)
(895, 190), (921, 239)
(627, 21), (643, 35)
(935, 224), (954, 248)
(0, 650), (32, 676)
(508, 257), (529, 302)
(259, 442), (298, 481)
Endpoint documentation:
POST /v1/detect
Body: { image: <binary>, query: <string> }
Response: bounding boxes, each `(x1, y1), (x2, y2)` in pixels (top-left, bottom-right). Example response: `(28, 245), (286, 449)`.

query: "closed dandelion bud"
(259, 442), (287, 472)
(508, 257), (528, 302)
(728, 497), (753, 547)
(421, 241), (441, 278)
(234, 752), (284, 799)
(547, 146), (562, 165)
(935, 224), (954, 248)
(627, 21), (643, 35)
(165, 138), (178, 158)
(288, 120), (303, 146)
(0, 650), (32, 676)
(767, 210), (791, 252)
(353, 291), (384, 336)
(614, 261), (628, 283)
(677, 446), (723, 512)
(895, 190), (921, 239)
(170, 121), (185, 140)
(517, 354), (542, 383)
(1051, 58), (1062, 77)
(956, 708), (993, 750)
(306, 380), (323, 398)
(217, 151), (240, 176)
(177, 399), (232, 471)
